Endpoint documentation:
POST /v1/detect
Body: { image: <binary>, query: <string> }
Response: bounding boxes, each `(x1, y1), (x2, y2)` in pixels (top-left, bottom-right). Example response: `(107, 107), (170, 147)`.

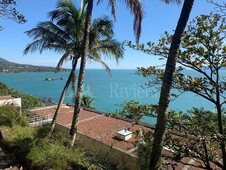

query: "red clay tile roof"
(78, 115), (131, 139)
(29, 105), (73, 116)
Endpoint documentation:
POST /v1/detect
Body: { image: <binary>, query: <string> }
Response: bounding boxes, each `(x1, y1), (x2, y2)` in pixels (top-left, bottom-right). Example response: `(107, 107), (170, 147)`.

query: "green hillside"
(0, 57), (70, 73)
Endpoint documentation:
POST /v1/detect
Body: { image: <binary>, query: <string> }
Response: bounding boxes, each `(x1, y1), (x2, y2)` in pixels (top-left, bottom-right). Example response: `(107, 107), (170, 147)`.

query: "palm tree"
(24, 0), (124, 136)
(149, 0), (195, 169)
(81, 95), (95, 109)
(70, 0), (145, 147)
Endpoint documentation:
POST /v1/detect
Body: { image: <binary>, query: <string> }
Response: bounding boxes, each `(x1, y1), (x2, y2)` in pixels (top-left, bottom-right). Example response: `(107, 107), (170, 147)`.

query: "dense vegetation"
(0, 82), (43, 109)
(127, 13), (226, 168)
(0, 57), (70, 73)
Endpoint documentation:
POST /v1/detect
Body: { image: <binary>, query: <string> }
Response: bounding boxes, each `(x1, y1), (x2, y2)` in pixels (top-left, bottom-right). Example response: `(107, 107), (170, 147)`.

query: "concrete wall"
(55, 123), (70, 133)
(0, 98), (22, 108)
(55, 123), (140, 170)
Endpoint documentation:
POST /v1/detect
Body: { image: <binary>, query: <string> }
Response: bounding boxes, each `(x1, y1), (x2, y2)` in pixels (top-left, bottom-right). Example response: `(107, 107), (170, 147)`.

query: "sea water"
(0, 69), (217, 124)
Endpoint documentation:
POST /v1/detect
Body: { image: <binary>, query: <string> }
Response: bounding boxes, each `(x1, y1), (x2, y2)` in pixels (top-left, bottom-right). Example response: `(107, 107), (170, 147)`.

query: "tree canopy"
(0, 0), (26, 30)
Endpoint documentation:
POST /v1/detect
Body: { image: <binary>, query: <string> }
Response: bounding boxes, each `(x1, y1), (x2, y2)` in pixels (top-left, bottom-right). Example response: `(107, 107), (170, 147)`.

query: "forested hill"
(0, 57), (70, 73)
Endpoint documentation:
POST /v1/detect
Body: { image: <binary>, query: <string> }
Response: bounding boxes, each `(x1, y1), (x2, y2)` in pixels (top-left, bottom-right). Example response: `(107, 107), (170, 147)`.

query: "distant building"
(0, 96), (22, 108)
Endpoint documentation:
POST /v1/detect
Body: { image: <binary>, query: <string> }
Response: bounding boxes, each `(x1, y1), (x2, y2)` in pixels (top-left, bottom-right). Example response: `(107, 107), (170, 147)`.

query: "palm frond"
(97, 0), (116, 21)
(89, 55), (112, 76)
(91, 16), (114, 40)
(24, 0), (123, 77)
(97, 0), (143, 43)
(24, 21), (73, 55)
(124, 0), (143, 43)
(90, 39), (124, 64)
(107, 0), (116, 21)
(55, 51), (71, 72)
(49, 0), (78, 22)
(162, 0), (182, 4)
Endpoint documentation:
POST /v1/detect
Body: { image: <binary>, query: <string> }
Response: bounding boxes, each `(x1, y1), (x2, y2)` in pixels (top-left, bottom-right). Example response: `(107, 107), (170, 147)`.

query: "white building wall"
(0, 97), (22, 108)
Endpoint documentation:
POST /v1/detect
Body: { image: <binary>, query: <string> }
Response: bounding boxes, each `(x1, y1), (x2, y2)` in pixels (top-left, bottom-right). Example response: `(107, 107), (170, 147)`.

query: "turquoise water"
(0, 69), (217, 124)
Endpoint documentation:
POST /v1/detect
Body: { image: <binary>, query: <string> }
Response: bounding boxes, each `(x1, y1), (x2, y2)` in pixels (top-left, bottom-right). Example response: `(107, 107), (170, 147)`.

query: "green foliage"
(28, 139), (85, 170)
(116, 100), (224, 168)
(0, 113), (107, 170)
(2, 125), (35, 156)
(131, 13), (226, 104)
(0, 82), (43, 109)
(81, 95), (95, 109)
(126, 13), (226, 169)
(0, 82), (12, 95)
(3, 125), (35, 143)
(0, 105), (27, 127)
(13, 91), (43, 109)
(0, 0), (26, 31)
(116, 100), (158, 122)
(165, 108), (224, 168)
(24, 0), (124, 72)
(1, 124), (88, 169)
(122, 100), (151, 120)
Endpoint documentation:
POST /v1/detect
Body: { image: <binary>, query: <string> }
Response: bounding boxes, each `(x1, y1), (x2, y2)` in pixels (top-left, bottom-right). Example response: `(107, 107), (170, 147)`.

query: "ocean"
(0, 69), (216, 124)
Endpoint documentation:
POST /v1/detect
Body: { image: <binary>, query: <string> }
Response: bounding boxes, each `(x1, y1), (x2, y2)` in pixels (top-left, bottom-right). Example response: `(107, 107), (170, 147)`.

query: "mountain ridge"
(0, 57), (70, 73)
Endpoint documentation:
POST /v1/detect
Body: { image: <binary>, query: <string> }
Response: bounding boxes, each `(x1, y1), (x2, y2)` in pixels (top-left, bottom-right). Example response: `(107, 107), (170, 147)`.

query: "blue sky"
(0, 0), (220, 69)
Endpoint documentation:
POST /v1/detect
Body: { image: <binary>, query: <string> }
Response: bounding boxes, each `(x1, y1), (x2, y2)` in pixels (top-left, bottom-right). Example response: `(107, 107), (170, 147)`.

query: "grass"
(0, 105), (27, 127)
(28, 138), (86, 170)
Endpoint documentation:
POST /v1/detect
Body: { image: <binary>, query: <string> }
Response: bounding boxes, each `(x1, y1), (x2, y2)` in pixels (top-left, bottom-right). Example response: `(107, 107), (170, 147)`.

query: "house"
(28, 105), (221, 170)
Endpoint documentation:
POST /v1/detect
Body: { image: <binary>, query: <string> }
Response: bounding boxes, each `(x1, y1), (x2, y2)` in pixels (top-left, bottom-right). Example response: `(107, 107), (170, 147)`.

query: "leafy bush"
(0, 104), (27, 127)
(28, 136), (86, 170)
(2, 125), (35, 156)
(81, 95), (95, 109)
(0, 82), (12, 95)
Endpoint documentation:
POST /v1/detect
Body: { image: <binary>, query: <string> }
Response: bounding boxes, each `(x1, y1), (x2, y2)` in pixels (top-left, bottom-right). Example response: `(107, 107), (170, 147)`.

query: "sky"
(0, 0), (221, 69)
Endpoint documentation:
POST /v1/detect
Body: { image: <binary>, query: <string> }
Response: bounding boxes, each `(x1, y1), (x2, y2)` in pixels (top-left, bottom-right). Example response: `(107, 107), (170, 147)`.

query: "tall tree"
(150, 13), (226, 168)
(70, 0), (93, 147)
(24, 0), (124, 137)
(149, 0), (195, 169)
(70, 0), (144, 147)
(128, 12), (226, 168)
(0, 0), (26, 30)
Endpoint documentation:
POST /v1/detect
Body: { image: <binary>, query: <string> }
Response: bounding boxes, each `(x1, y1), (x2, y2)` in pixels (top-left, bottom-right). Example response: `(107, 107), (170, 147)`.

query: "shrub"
(2, 125), (35, 156)
(0, 105), (27, 127)
(28, 138), (86, 169)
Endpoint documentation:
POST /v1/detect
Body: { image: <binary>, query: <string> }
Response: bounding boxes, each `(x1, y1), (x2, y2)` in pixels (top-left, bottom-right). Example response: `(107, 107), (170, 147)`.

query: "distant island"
(0, 57), (70, 73)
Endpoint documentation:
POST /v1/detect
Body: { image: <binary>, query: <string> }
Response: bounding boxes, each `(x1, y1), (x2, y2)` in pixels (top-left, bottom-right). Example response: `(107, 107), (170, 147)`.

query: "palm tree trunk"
(70, 0), (93, 147)
(48, 59), (78, 137)
(149, 0), (194, 169)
